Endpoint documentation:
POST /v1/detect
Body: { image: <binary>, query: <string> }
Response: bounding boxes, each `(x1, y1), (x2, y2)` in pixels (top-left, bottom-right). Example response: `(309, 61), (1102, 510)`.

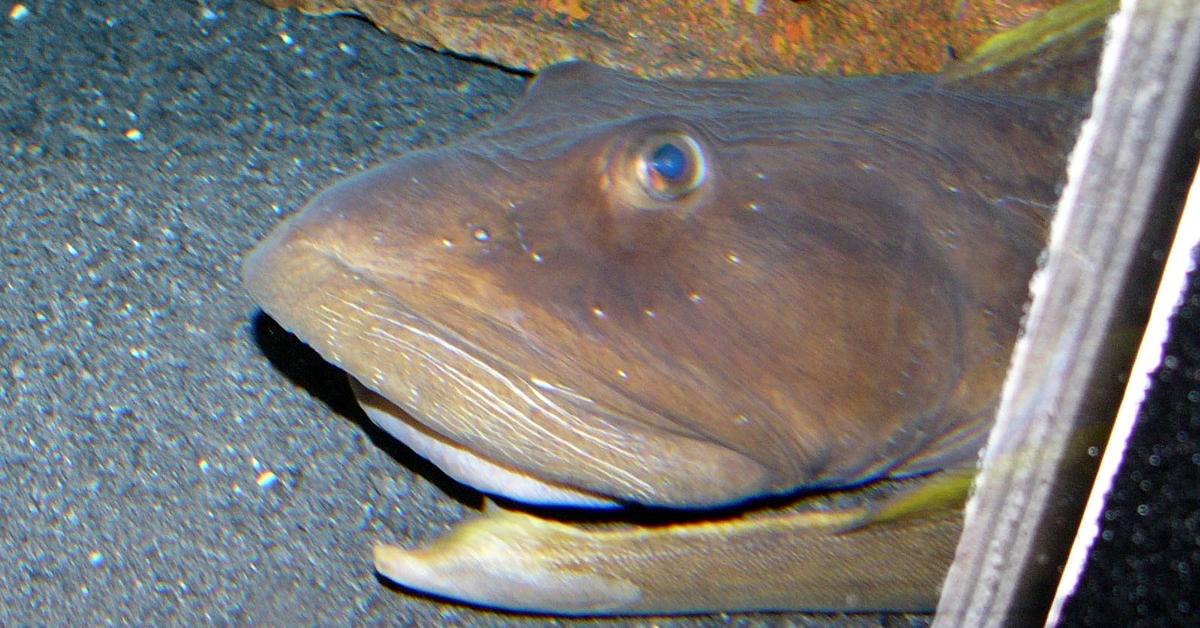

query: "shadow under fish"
(241, 2), (1105, 615)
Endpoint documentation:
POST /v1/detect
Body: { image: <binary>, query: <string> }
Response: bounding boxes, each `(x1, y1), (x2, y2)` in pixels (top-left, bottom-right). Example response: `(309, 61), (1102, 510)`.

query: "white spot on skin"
(591, 307), (606, 319)
(616, 369), (628, 380)
(441, 238), (454, 249)
(735, 414), (751, 426)
(755, 172), (767, 180)
(688, 292), (703, 303)
(530, 252), (543, 263)
(745, 201), (760, 212)
(643, 308), (656, 318)
(472, 228), (490, 242)
(725, 252), (741, 265)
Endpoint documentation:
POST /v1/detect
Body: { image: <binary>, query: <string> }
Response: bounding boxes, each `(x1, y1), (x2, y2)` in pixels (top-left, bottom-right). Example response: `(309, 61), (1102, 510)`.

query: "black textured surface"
(1060, 248), (1200, 627)
(0, 0), (928, 625)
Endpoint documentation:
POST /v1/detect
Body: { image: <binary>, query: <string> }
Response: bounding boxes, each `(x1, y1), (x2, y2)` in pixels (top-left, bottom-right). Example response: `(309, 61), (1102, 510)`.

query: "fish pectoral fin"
(845, 467), (975, 531)
(375, 480), (967, 615)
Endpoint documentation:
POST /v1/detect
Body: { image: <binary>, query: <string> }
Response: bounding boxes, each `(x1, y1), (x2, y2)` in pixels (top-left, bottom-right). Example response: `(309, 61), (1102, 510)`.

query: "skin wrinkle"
(343, 295), (658, 495)
(357, 384), (616, 506)
(362, 324), (623, 485)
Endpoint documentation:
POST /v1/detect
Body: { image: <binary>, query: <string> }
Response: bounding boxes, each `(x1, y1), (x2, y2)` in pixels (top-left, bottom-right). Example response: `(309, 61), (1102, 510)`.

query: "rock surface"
(260, 0), (1063, 77)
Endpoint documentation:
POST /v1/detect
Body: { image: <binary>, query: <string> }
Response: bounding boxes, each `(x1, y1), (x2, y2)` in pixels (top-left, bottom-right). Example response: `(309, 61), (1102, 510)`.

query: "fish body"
(243, 59), (1081, 613)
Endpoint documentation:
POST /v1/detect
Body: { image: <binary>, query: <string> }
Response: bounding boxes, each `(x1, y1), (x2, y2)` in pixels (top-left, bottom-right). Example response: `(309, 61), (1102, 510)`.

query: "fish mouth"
(244, 205), (773, 509)
(244, 228), (626, 509)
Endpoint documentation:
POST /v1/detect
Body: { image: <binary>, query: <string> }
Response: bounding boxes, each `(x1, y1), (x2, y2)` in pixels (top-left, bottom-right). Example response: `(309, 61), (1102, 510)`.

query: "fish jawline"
(350, 378), (621, 509)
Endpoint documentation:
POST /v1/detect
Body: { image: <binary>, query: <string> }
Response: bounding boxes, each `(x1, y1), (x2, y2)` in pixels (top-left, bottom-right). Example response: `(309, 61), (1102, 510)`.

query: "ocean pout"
(243, 57), (1083, 613)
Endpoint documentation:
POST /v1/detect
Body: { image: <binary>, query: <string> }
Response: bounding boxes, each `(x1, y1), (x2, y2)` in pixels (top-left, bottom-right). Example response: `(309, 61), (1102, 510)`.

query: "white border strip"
(1045, 162), (1200, 626)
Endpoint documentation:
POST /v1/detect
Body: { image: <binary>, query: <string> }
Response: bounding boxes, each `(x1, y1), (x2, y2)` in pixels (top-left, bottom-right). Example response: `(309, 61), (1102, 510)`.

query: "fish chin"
(350, 378), (621, 509)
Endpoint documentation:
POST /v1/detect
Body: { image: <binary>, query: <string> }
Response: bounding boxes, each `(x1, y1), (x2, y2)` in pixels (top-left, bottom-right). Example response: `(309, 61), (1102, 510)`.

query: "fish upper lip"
(282, 234), (614, 448)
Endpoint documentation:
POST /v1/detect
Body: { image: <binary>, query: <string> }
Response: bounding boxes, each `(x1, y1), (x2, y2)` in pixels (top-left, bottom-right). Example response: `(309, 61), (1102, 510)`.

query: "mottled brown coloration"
(259, 0), (1064, 78)
(243, 59), (1082, 612)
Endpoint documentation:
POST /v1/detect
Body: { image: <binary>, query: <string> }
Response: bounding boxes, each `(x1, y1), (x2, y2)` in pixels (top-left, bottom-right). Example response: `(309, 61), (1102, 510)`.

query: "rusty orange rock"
(259, 0), (1064, 78)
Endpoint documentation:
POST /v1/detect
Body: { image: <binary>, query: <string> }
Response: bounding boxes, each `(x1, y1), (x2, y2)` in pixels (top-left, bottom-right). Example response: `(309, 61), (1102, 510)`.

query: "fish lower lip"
(349, 378), (621, 509)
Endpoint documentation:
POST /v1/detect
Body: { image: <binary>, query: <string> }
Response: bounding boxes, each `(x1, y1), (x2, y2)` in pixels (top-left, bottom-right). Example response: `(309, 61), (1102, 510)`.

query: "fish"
(242, 7), (1097, 614)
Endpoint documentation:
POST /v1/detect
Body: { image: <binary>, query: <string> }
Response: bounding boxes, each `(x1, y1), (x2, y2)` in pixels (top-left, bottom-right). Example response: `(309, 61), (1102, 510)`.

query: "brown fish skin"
(243, 61), (1078, 611)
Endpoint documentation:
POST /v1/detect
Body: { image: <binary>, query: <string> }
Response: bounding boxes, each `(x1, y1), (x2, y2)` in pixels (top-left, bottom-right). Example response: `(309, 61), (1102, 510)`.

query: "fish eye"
(635, 132), (707, 201)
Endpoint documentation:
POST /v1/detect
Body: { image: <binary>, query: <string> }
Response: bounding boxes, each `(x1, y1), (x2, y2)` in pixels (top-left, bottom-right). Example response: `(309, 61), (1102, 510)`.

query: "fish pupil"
(633, 131), (706, 202)
(650, 142), (688, 181)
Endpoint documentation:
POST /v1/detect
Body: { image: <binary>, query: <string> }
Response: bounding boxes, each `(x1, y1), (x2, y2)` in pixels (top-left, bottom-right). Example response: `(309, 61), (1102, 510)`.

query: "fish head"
(244, 62), (1051, 509)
